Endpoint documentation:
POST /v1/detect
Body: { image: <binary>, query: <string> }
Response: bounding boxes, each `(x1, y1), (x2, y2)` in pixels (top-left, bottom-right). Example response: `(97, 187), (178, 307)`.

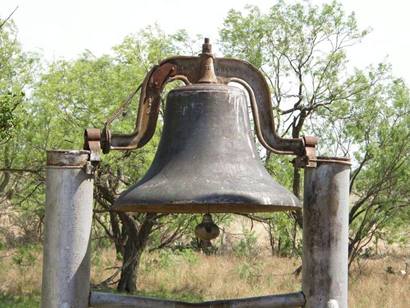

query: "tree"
(0, 14), (36, 140)
(314, 74), (410, 264)
(0, 18), (40, 244)
(220, 0), (370, 194)
(219, 0), (408, 258)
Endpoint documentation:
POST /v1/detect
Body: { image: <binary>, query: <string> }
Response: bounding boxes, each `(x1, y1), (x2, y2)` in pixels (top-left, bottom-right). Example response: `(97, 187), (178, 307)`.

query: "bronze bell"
(89, 39), (318, 213)
(114, 83), (300, 212)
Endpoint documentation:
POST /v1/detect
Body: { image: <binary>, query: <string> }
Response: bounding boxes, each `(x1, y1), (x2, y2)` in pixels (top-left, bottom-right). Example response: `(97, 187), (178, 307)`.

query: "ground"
(0, 246), (408, 307)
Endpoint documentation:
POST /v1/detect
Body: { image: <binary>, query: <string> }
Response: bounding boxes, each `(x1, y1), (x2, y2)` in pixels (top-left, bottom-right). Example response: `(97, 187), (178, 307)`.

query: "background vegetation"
(0, 1), (409, 307)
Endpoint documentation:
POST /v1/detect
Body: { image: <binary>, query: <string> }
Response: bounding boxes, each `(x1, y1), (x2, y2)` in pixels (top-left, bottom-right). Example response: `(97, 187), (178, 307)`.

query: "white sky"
(1, 0), (410, 83)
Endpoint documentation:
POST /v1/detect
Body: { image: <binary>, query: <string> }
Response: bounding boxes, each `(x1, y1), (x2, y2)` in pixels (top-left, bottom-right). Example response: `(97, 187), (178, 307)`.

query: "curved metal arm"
(103, 56), (202, 152)
(227, 77), (297, 155)
(93, 39), (317, 166)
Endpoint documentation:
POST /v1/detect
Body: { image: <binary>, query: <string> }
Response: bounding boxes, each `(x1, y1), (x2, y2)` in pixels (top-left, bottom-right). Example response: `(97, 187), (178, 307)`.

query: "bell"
(195, 214), (220, 241)
(113, 83), (300, 213)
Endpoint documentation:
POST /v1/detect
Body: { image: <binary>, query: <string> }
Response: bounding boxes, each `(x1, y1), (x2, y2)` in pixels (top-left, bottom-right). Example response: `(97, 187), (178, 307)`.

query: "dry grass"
(348, 255), (409, 308)
(0, 246), (42, 297)
(0, 246), (409, 307)
(91, 248), (410, 307)
(97, 252), (302, 300)
(138, 253), (300, 300)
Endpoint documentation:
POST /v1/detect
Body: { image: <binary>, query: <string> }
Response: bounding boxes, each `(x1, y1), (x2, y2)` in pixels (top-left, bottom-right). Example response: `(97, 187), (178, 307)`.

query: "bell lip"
(111, 202), (301, 213)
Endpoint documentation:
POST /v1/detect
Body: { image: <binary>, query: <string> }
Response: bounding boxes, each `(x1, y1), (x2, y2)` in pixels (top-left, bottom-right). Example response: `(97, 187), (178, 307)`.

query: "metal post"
(41, 150), (94, 308)
(302, 157), (351, 308)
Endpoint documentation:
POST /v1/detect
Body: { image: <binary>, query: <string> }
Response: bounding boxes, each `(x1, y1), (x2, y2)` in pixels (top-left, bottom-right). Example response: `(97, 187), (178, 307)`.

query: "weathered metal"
(195, 214), (220, 240)
(113, 84), (301, 213)
(92, 38), (317, 167)
(302, 157), (351, 308)
(84, 128), (102, 164)
(46, 149), (90, 167)
(41, 150), (94, 308)
(89, 291), (306, 307)
(198, 38), (218, 84)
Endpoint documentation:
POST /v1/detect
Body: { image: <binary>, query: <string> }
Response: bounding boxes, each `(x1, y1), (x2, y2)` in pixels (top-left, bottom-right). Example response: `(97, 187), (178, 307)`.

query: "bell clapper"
(194, 213), (220, 241)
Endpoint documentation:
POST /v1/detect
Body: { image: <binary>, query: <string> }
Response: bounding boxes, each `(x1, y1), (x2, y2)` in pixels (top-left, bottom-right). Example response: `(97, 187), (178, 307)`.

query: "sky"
(1, 0), (410, 83)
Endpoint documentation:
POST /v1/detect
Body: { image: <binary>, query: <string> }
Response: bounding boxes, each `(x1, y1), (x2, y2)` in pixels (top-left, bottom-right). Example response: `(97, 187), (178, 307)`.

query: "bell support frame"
(42, 38), (352, 308)
(84, 38), (317, 168)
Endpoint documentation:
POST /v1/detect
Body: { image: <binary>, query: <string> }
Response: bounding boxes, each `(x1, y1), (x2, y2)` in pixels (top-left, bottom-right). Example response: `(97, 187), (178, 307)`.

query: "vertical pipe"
(41, 150), (94, 308)
(302, 157), (350, 308)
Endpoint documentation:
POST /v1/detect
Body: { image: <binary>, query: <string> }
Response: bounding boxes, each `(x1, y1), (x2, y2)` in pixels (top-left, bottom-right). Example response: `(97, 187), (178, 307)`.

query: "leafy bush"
(12, 244), (38, 267)
(233, 230), (259, 258)
(237, 260), (262, 285)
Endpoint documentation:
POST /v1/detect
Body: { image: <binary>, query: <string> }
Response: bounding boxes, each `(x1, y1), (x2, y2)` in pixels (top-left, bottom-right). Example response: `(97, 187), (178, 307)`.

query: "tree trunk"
(267, 222), (275, 256)
(291, 166), (304, 228)
(117, 213), (156, 293)
(117, 239), (141, 293)
(291, 113), (306, 229)
(109, 212), (124, 257)
(292, 165), (301, 198)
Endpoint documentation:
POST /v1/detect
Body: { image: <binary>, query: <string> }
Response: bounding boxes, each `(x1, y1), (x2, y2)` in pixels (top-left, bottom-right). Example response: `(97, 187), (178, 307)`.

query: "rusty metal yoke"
(84, 38), (317, 167)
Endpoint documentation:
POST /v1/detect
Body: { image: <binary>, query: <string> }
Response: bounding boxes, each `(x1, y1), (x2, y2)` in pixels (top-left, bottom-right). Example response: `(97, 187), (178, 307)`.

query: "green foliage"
(142, 248), (198, 274)
(0, 93), (23, 141)
(236, 260), (262, 285)
(233, 229), (259, 258)
(11, 244), (39, 267)
(9, 244), (41, 294)
(0, 19), (40, 247)
(310, 64), (410, 260)
(0, 25), (197, 251)
(220, 0), (370, 143)
(156, 249), (175, 269)
(0, 20), (37, 141)
(270, 213), (302, 257)
(0, 294), (40, 308)
(113, 25), (198, 67)
(265, 156), (294, 190)
(220, 0), (409, 262)
(348, 78), (409, 259)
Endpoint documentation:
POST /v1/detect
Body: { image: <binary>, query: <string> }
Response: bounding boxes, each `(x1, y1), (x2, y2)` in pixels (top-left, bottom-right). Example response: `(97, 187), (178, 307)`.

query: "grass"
(0, 294), (40, 308)
(0, 246), (409, 307)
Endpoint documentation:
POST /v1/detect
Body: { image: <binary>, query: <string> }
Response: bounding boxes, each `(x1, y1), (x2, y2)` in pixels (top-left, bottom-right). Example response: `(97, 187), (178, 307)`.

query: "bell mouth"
(114, 182), (301, 213)
(113, 194), (301, 213)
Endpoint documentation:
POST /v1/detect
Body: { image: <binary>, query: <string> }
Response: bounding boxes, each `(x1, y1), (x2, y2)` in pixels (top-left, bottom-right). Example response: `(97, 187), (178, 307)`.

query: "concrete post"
(302, 157), (351, 308)
(41, 150), (94, 308)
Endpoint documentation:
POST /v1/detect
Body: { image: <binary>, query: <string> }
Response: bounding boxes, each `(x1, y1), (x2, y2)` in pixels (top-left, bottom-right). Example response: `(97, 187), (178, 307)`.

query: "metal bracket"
(83, 128), (102, 173)
(294, 136), (319, 168)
